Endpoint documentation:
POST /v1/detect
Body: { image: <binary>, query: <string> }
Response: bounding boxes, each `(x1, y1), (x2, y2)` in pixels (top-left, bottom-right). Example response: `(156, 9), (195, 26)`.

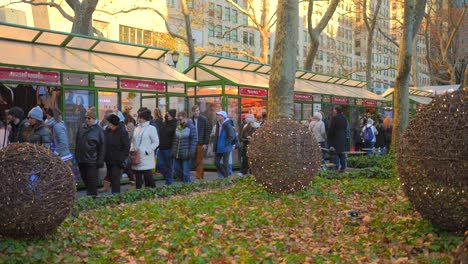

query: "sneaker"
(236, 172), (244, 176)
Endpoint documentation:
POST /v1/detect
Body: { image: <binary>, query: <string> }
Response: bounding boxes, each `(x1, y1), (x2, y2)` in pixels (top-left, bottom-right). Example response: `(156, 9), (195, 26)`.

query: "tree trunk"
(412, 39), (418, 87)
(70, 0), (99, 36)
(366, 31), (374, 90)
(464, 64), (468, 88)
(181, 0), (195, 64)
(305, 32), (319, 70)
(259, 33), (269, 64)
(392, 0), (427, 151)
(268, 0), (298, 119)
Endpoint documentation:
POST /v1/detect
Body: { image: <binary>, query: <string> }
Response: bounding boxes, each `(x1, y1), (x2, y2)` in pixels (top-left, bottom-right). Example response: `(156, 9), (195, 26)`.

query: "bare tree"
(304, 0), (339, 70)
(362, 0), (383, 90)
(2, 0), (99, 35)
(268, 0), (298, 119)
(225, 0), (276, 63)
(393, 0), (427, 150)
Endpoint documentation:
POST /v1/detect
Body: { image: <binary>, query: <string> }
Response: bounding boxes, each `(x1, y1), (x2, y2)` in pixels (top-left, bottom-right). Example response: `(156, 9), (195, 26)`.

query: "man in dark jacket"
(157, 109), (178, 185)
(22, 106), (52, 149)
(7, 106), (28, 143)
(327, 106), (348, 172)
(103, 114), (130, 194)
(75, 108), (105, 197)
(172, 111), (197, 183)
(191, 105), (211, 179)
(213, 111), (235, 178)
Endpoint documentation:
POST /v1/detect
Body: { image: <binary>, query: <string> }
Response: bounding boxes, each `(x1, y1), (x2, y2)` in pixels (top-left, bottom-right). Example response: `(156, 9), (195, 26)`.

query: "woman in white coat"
(131, 109), (159, 189)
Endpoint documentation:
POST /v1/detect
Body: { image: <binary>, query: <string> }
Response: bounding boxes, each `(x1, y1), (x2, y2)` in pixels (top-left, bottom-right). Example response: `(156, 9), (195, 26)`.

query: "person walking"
(171, 111), (197, 183)
(22, 106), (52, 149)
(238, 114), (258, 176)
(213, 111), (235, 178)
(362, 118), (378, 155)
(100, 114), (130, 194)
(131, 109), (159, 189)
(157, 109), (178, 185)
(75, 108), (105, 198)
(122, 109), (137, 188)
(191, 105), (211, 179)
(45, 108), (73, 162)
(309, 112), (327, 161)
(6, 106), (28, 143)
(383, 115), (393, 153)
(327, 106), (348, 173)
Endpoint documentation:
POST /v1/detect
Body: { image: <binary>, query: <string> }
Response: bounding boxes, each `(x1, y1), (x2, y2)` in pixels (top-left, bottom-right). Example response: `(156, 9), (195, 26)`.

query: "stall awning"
(0, 23), (196, 84)
(383, 88), (434, 105)
(201, 65), (270, 88)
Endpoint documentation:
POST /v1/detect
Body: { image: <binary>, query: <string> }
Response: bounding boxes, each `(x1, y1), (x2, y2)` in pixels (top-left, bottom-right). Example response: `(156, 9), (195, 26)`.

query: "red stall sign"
(332, 97), (349, 104)
(120, 78), (165, 92)
(294, 93), (313, 101)
(0, 67), (60, 85)
(239, 87), (268, 98)
(362, 100), (377, 107)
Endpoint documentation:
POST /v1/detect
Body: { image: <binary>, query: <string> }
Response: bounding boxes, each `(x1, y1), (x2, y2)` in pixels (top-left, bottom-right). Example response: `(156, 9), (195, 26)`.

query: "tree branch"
(378, 27), (399, 47)
(221, 24), (253, 38)
(2, 0), (74, 22)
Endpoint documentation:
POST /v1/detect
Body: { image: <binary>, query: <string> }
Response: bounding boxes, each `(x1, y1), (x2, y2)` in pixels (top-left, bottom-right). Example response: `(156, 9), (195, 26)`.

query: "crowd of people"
(304, 106), (393, 172)
(1, 104), (263, 198)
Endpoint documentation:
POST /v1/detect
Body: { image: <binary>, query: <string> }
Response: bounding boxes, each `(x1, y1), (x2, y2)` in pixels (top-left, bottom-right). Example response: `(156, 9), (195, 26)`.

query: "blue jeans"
(158, 149), (174, 185)
(334, 153), (347, 171)
(365, 141), (375, 155)
(215, 152), (230, 178)
(173, 159), (192, 183)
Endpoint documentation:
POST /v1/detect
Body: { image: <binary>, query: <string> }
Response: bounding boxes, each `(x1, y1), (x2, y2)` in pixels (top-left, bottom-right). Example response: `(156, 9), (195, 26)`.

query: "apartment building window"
(318, 50), (324, 61)
(233, 48), (239, 58)
(215, 25), (222, 38)
(242, 14), (248, 25)
(119, 25), (176, 49)
(232, 29), (238, 41)
(168, 0), (175, 7)
(208, 3), (214, 17)
(216, 45), (223, 55)
(208, 24), (214, 37)
(216, 5), (222, 20)
(249, 33), (255, 46)
(243, 31), (248, 44)
(224, 27), (230, 41)
(224, 7), (230, 21)
(208, 43), (215, 51)
(232, 10), (238, 23)
(187, 0), (194, 8)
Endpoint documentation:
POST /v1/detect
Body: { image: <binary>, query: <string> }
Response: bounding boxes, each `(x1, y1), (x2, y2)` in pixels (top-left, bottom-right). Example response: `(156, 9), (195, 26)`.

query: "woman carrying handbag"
(131, 109), (159, 189)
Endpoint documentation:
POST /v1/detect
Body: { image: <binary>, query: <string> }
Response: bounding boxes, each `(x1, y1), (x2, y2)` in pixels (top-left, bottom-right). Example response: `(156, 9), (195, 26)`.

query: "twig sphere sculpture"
(248, 118), (321, 194)
(0, 143), (76, 238)
(397, 88), (467, 232)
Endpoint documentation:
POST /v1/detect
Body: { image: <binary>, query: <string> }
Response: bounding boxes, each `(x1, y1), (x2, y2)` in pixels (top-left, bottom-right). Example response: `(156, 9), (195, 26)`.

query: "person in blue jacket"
(212, 111), (235, 178)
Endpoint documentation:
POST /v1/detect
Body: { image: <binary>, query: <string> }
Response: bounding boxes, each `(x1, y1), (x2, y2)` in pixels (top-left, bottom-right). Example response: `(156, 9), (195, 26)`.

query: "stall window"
(225, 85), (239, 95)
(187, 87), (195, 96)
(141, 94), (157, 114)
(193, 97), (222, 128)
(159, 97), (167, 117)
(167, 82), (185, 94)
(303, 104), (313, 120)
(294, 103), (302, 121)
(169, 96), (186, 113)
(241, 97), (266, 121)
(197, 86), (222, 95)
(94, 75), (117, 88)
(63, 73), (89, 86)
(64, 89), (95, 148)
(121, 92), (141, 119)
(97, 91), (118, 127)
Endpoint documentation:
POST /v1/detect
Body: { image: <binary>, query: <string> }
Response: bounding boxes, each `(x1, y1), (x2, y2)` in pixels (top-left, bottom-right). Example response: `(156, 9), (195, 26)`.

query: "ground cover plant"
(0, 175), (462, 263)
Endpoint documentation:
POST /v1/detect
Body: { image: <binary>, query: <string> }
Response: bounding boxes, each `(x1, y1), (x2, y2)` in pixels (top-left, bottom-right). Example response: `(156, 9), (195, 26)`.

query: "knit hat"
(216, 111), (228, 118)
(138, 109), (152, 121)
(313, 112), (323, 121)
(7, 106), (24, 119)
(28, 106), (43, 121)
(106, 114), (120, 126)
(168, 109), (177, 119)
(245, 114), (255, 124)
(367, 118), (374, 125)
(85, 108), (97, 120)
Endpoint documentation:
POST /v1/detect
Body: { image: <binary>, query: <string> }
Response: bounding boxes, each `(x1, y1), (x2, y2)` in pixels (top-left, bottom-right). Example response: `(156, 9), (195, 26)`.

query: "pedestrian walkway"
(76, 170), (227, 199)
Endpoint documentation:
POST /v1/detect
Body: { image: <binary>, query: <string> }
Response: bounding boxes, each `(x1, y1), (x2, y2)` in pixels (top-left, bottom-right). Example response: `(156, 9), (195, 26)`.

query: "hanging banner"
(294, 93), (313, 101)
(239, 87), (268, 98)
(332, 97), (349, 104)
(362, 100), (377, 107)
(120, 78), (165, 92)
(0, 67), (60, 85)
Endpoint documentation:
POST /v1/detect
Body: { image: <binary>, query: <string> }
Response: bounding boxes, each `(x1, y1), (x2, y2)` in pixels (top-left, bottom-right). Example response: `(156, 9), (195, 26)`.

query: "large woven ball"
(0, 143), (76, 238)
(248, 118), (321, 194)
(397, 88), (467, 232)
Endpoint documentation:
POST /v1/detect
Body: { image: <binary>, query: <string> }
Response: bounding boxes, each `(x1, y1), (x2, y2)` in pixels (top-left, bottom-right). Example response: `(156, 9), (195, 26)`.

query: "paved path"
(76, 170), (237, 199)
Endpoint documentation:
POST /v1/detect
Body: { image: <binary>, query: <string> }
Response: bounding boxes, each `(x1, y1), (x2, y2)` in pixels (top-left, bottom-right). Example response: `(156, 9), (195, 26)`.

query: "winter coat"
(150, 117), (163, 133)
(22, 124), (52, 149)
(131, 121), (159, 171)
(191, 114), (211, 145)
(75, 122), (105, 164)
(50, 120), (72, 158)
(104, 123), (130, 165)
(240, 123), (257, 147)
(171, 121), (197, 160)
(327, 113), (348, 154)
(158, 119), (178, 150)
(309, 120), (326, 143)
(375, 124), (386, 148)
(9, 118), (28, 143)
(213, 119), (235, 154)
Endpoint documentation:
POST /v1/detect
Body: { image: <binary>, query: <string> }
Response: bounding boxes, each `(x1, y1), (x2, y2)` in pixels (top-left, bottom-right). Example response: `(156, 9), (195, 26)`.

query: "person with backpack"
(212, 111), (235, 178)
(362, 118), (378, 155)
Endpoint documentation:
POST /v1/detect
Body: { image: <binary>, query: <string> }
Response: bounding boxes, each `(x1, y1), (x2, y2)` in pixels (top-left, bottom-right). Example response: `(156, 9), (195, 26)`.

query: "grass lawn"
(0, 176), (462, 263)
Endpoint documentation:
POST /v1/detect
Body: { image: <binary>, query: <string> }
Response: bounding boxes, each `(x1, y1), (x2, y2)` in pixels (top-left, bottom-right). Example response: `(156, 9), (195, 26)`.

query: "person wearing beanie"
(21, 106), (51, 149)
(157, 109), (178, 185)
(131, 109), (159, 189)
(309, 112), (327, 162)
(238, 114), (258, 176)
(6, 106), (28, 143)
(362, 117), (378, 155)
(100, 113), (130, 194)
(212, 110), (235, 178)
(45, 108), (73, 162)
(75, 107), (105, 198)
